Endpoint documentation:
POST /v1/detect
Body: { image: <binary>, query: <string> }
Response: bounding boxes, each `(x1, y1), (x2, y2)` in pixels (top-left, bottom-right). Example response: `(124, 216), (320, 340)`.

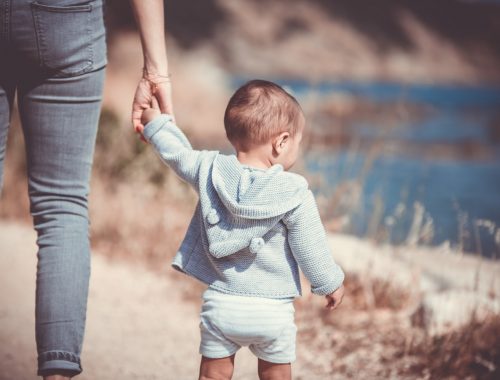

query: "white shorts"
(199, 288), (297, 363)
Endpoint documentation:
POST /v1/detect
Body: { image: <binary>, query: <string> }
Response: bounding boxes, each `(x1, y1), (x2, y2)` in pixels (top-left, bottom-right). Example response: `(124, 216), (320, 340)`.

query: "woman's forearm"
(130, 0), (169, 74)
(130, 0), (174, 126)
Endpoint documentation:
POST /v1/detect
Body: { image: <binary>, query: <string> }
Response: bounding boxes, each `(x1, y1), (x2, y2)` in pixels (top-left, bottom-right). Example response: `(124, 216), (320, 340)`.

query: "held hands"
(141, 97), (162, 126)
(325, 284), (345, 311)
(132, 72), (174, 135)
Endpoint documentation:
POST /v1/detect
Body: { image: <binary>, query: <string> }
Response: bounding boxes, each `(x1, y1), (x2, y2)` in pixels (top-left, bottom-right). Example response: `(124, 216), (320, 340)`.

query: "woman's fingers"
(154, 81), (175, 120)
(132, 79), (153, 131)
(151, 96), (160, 110)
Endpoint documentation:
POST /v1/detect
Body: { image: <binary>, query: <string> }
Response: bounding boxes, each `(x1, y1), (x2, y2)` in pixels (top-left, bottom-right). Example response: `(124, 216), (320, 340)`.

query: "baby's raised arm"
(142, 113), (206, 189)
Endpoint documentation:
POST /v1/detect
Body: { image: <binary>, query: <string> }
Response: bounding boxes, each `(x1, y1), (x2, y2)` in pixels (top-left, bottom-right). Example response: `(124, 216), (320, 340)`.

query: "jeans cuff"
(37, 351), (82, 377)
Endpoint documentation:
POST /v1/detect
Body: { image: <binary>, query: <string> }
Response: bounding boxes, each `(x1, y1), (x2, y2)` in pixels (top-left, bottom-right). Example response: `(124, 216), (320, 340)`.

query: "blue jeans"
(0, 0), (106, 376)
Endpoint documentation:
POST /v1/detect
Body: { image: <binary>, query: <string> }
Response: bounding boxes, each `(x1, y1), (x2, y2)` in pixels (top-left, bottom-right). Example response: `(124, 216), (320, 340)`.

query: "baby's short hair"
(224, 79), (304, 151)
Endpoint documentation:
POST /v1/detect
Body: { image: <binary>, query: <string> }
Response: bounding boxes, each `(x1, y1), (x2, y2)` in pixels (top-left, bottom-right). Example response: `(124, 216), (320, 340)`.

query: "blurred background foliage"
(2, 0), (500, 260)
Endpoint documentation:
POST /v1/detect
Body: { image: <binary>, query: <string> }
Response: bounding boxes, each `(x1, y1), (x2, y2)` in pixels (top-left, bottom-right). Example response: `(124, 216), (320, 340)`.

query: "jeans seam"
(29, 2), (92, 13)
(2, 0), (10, 43)
(30, 2), (44, 68)
(86, 5), (94, 73)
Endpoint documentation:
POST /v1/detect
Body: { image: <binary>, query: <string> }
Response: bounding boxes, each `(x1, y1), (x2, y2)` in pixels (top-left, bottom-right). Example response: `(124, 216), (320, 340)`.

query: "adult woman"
(0, 0), (171, 378)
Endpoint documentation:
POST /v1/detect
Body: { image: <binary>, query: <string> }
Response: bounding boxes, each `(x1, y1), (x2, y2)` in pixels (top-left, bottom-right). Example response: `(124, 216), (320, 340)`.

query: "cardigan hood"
(200, 154), (309, 258)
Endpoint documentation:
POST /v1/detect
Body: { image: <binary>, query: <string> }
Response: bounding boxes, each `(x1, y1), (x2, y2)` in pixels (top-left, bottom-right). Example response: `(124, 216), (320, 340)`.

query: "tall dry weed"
(404, 316), (500, 379)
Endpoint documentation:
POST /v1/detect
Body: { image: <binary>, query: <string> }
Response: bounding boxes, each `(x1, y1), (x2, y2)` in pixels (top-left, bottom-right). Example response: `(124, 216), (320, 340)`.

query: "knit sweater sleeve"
(142, 114), (204, 188)
(282, 190), (345, 295)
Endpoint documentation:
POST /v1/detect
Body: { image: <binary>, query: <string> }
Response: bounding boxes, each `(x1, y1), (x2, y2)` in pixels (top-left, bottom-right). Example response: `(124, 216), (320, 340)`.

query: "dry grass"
(294, 274), (415, 379)
(293, 275), (500, 379)
(404, 316), (500, 380)
(89, 178), (194, 267)
(339, 273), (413, 311)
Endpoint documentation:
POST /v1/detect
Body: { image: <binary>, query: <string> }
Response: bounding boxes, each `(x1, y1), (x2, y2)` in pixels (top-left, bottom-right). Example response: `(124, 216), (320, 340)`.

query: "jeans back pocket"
(31, 1), (104, 77)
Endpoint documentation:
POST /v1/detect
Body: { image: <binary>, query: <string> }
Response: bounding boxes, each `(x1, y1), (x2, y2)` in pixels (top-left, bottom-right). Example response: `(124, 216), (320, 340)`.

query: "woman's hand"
(131, 76), (174, 135)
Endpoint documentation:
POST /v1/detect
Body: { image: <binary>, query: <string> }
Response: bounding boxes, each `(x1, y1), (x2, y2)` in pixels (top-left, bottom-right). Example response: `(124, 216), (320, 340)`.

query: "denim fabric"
(0, 0), (106, 376)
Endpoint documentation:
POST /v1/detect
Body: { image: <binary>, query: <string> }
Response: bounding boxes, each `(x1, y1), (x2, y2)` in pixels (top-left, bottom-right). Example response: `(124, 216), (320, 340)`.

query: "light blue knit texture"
(143, 114), (345, 298)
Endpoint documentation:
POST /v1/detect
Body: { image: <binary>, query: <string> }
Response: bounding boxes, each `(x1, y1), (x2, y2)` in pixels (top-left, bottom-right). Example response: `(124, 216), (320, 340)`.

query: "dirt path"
(0, 222), (257, 380)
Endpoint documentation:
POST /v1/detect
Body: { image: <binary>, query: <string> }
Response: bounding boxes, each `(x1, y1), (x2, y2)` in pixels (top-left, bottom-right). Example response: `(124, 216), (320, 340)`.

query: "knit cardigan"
(143, 114), (345, 298)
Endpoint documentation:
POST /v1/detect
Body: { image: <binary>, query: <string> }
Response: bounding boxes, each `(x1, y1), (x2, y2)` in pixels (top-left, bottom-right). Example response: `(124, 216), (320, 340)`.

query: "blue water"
(232, 77), (500, 107)
(231, 78), (500, 256)
(306, 151), (500, 256)
(352, 113), (494, 144)
(291, 81), (500, 107)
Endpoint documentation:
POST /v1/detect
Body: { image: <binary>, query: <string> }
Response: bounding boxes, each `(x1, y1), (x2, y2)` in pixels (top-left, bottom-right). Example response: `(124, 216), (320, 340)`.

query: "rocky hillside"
(106, 0), (500, 83)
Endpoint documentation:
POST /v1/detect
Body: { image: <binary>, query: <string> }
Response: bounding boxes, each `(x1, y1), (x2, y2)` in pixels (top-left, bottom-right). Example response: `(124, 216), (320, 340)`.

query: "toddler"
(140, 80), (345, 380)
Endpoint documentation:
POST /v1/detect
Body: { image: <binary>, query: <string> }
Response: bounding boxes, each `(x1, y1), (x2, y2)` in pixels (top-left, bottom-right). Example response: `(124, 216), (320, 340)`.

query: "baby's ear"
(273, 131), (290, 154)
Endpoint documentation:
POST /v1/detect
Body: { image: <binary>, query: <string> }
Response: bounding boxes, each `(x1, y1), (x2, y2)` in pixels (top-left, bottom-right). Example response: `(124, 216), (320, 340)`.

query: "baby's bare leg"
(198, 355), (236, 380)
(258, 359), (291, 380)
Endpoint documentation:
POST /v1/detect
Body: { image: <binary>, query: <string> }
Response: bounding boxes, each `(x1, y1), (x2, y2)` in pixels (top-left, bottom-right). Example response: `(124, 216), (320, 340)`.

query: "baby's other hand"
(325, 284), (345, 311)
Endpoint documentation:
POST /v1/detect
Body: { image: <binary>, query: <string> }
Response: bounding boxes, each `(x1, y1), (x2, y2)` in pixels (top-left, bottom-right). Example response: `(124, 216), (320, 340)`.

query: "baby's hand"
(325, 284), (345, 311)
(141, 107), (161, 126)
(140, 96), (162, 130)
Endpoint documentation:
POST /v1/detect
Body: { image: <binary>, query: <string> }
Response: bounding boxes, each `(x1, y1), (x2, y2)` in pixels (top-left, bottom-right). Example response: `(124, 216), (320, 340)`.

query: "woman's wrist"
(142, 67), (170, 80)
(143, 57), (168, 76)
(141, 68), (171, 95)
